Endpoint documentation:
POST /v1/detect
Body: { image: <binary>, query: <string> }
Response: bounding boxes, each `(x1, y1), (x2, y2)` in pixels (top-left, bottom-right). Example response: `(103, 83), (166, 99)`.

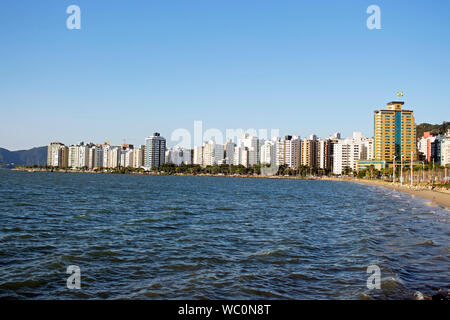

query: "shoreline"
(11, 167), (450, 208)
(342, 178), (450, 209)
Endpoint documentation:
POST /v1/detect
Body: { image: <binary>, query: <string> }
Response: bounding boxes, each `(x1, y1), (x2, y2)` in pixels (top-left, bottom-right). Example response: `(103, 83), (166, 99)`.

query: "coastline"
(11, 167), (450, 208)
(340, 178), (450, 209)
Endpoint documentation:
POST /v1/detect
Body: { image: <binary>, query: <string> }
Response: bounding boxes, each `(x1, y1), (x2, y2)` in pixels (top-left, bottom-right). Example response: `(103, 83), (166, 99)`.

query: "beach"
(337, 178), (450, 209)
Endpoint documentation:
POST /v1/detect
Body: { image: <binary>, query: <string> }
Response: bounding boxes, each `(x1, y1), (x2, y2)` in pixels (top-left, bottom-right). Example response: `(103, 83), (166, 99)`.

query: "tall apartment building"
(333, 132), (371, 175)
(193, 146), (204, 166)
(93, 145), (103, 168)
(224, 139), (235, 165)
(237, 134), (259, 166)
(102, 144), (111, 168)
(68, 145), (79, 168)
(132, 147), (143, 168)
(441, 130), (450, 166)
(374, 101), (417, 162)
(233, 145), (249, 167)
(318, 139), (332, 170)
(47, 142), (68, 168)
(88, 146), (96, 169)
(418, 131), (444, 164)
(203, 140), (224, 166)
(284, 135), (301, 169)
(166, 147), (192, 165)
(145, 133), (166, 169)
(78, 143), (89, 168)
(301, 134), (318, 167)
(260, 139), (277, 166)
(110, 146), (120, 168)
(274, 137), (285, 166)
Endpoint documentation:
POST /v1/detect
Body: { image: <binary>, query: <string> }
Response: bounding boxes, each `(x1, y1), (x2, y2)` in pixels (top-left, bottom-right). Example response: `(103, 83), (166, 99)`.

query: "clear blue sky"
(1, 0), (449, 150)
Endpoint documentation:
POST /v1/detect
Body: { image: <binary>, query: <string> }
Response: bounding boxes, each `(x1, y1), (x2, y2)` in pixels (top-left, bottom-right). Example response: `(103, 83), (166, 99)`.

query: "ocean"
(0, 169), (448, 299)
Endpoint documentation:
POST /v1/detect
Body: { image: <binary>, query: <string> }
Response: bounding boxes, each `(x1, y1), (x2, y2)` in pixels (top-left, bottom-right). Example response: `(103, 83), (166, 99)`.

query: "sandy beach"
(334, 178), (450, 209)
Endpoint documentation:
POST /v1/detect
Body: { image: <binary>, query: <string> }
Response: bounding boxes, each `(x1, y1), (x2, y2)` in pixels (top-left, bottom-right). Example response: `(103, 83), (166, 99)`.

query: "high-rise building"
(317, 139), (332, 170)
(68, 145), (79, 168)
(88, 146), (96, 169)
(203, 140), (224, 166)
(110, 146), (120, 168)
(145, 133), (166, 169)
(165, 147), (192, 166)
(102, 143), (111, 168)
(284, 135), (301, 169)
(47, 142), (68, 168)
(78, 143), (89, 168)
(224, 139), (235, 165)
(274, 137), (284, 166)
(93, 145), (103, 168)
(418, 131), (444, 164)
(237, 134), (259, 166)
(233, 145), (249, 167)
(132, 148), (142, 168)
(333, 132), (371, 174)
(374, 101), (417, 162)
(440, 130), (450, 166)
(301, 135), (318, 167)
(260, 140), (277, 166)
(193, 146), (204, 166)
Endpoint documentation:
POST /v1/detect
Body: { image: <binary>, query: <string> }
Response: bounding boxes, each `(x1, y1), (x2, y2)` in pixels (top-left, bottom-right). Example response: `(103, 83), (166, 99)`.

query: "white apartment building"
(284, 135), (301, 169)
(260, 140), (276, 166)
(332, 132), (371, 175)
(203, 140), (224, 166)
(78, 144), (89, 168)
(47, 142), (66, 167)
(132, 148), (143, 168)
(233, 145), (249, 167)
(193, 146), (204, 166)
(166, 147), (192, 166)
(94, 145), (103, 168)
(110, 146), (120, 168)
(102, 144), (111, 168)
(237, 134), (259, 166)
(68, 145), (79, 168)
(441, 130), (450, 166)
(123, 149), (134, 167)
(224, 139), (235, 165)
(274, 138), (284, 166)
(88, 146), (96, 169)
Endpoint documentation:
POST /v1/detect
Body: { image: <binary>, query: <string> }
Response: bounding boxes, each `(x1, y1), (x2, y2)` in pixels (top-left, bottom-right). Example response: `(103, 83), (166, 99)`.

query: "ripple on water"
(0, 171), (449, 299)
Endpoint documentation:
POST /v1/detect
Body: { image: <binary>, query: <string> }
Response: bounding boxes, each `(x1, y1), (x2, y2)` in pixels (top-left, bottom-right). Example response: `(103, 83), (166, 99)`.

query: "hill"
(0, 146), (47, 168)
(416, 121), (449, 138)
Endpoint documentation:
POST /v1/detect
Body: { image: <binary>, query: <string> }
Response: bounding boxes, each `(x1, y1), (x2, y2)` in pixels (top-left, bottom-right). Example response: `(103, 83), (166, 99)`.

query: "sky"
(1, 0), (449, 150)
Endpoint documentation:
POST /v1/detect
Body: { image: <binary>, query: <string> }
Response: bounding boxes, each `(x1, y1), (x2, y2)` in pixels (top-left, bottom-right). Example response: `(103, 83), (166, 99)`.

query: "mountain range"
(0, 146), (47, 168)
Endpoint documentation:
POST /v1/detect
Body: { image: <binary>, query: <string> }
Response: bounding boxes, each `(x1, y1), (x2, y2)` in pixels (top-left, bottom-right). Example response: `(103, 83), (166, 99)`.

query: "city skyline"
(1, 1), (450, 150)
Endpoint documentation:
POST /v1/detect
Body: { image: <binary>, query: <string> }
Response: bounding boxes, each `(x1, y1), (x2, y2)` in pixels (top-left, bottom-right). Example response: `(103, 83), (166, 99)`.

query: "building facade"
(145, 133), (166, 169)
(374, 101), (417, 162)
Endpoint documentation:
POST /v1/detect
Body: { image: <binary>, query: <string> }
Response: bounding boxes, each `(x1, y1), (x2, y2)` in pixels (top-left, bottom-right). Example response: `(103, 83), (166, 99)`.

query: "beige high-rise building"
(374, 101), (417, 162)
(301, 135), (318, 167)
